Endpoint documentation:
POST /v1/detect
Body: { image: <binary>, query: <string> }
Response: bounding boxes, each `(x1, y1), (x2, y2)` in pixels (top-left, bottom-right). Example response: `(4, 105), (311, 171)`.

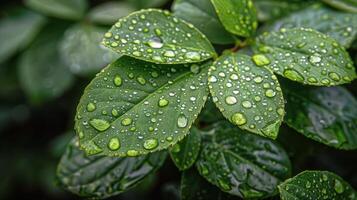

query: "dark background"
(0, 0), (356, 200)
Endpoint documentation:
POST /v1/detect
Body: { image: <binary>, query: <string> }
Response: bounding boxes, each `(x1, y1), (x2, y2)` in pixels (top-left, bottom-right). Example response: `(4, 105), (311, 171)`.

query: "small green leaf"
(181, 169), (237, 200)
(264, 4), (357, 48)
(196, 121), (291, 199)
(254, 28), (356, 86)
(210, 0), (258, 37)
(172, 0), (235, 44)
(18, 23), (74, 104)
(282, 80), (357, 150)
(102, 9), (216, 64)
(127, 0), (169, 9)
(169, 127), (201, 171)
(75, 56), (209, 157)
(87, 2), (137, 25)
(279, 171), (357, 200)
(25, 0), (87, 20)
(57, 138), (167, 199)
(208, 53), (284, 139)
(0, 9), (45, 63)
(322, 0), (357, 13)
(59, 24), (119, 76)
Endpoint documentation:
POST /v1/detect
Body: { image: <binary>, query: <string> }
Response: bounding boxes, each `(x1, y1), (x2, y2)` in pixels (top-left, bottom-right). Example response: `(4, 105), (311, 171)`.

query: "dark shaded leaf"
(322, 0), (357, 13)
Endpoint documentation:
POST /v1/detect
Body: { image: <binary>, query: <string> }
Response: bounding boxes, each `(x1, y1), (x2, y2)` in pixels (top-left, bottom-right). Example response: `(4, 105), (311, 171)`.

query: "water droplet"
(277, 108), (284, 116)
(230, 73), (239, 80)
(177, 114), (188, 128)
(127, 150), (139, 157)
(309, 54), (322, 64)
(171, 144), (180, 153)
(305, 181), (311, 189)
(104, 32), (112, 38)
(334, 179), (344, 194)
(121, 117), (132, 126)
(283, 69), (304, 82)
(114, 75), (122, 86)
(218, 180), (231, 191)
(87, 103), (96, 112)
(185, 52), (201, 61)
(328, 72), (341, 81)
(147, 36), (163, 48)
(190, 64), (200, 74)
(108, 137), (120, 150)
(154, 28), (162, 36)
(225, 96), (237, 105)
(112, 108), (119, 117)
(231, 113), (247, 126)
(242, 100), (252, 108)
(208, 75), (217, 83)
(252, 54), (271, 66)
(307, 77), (318, 84)
(137, 76), (146, 85)
(265, 89), (276, 98)
(158, 99), (169, 107)
(143, 138), (158, 150)
(253, 76), (263, 83)
(89, 119), (110, 131)
(163, 50), (175, 57)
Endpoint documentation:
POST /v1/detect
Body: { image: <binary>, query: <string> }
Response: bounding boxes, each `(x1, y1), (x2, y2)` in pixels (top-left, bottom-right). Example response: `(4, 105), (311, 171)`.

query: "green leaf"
(169, 127), (201, 171)
(198, 97), (225, 123)
(25, 0), (88, 20)
(75, 56), (210, 157)
(279, 171), (357, 200)
(181, 169), (237, 200)
(127, 0), (169, 9)
(59, 24), (119, 76)
(282, 81), (357, 150)
(102, 9), (216, 64)
(0, 9), (45, 63)
(254, 0), (315, 22)
(87, 2), (137, 25)
(322, 0), (357, 13)
(18, 23), (74, 104)
(253, 27), (356, 86)
(263, 4), (357, 48)
(196, 121), (291, 199)
(57, 138), (167, 199)
(172, 0), (235, 44)
(210, 0), (258, 37)
(208, 53), (285, 139)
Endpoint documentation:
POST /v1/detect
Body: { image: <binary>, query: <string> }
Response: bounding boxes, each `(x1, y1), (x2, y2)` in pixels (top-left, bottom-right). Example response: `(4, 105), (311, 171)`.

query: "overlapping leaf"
(283, 81), (357, 150)
(208, 53), (285, 139)
(210, 0), (258, 37)
(254, 28), (356, 86)
(88, 2), (136, 25)
(279, 171), (357, 200)
(75, 56), (209, 157)
(57, 139), (167, 199)
(196, 121), (291, 199)
(264, 4), (357, 48)
(322, 0), (357, 13)
(127, 0), (169, 9)
(172, 0), (235, 44)
(169, 127), (201, 171)
(102, 9), (216, 64)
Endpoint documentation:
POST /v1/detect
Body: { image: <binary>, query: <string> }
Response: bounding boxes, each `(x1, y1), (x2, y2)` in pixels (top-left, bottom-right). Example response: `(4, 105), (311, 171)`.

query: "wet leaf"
(172, 0), (235, 44)
(254, 27), (356, 86)
(18, 23), (74, 104)
(322, 0), (357, 13)
(264, 4), (357, 48)
(0, 9), (45, 63)
(279, 171), (357, 200)
(208, 53), (284, 139)
(57, 138), (167, 199)
(181, 168), (238, 200)
(196, 121), (291, 199)
(87, 1), (136, 25)
(25, 0), (87, 20)
(75, 56), (209, 157)
(59, 24), (119, 76)
(102, 9), (216, 64)
(282, 81), (357, 150)
(210, 0), (258, 37)
(127, 0), (169, 9)
(169, 127), (201, 171)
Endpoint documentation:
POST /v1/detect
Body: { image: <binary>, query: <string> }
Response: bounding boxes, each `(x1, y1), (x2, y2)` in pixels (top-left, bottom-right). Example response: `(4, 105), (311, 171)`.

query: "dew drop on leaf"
(265, 89), (276, 98)
(158, 99), (169, 107)
(113, 75), (122, 86)
(225, 96), (237, 105)
(108, 137), (120, 150)
(86, 103), (96, 112)
(252, 54), (271, 66)
(283, 69), (304, 82)
(177, 114), (188, 128)
(127, 149), (139, 157)
(231, 113), (247, 126)
(143, 138), (159, 150)
(334, 179), (344, 194)
(121, 117), (132, 126)
(89, 119), (110, 131)
(147, 36), (163, 49)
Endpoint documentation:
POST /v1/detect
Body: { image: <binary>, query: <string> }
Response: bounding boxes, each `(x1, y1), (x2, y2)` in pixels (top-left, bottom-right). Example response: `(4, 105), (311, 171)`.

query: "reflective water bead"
(108, 137), (120, 150)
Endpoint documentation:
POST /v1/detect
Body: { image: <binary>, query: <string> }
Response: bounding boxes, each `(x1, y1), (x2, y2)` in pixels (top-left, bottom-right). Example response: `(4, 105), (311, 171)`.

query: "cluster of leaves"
(4, 0), (354, 199)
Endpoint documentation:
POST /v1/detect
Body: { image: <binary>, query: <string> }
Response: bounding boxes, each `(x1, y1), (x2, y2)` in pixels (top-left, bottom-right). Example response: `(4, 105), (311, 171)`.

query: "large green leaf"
(196, 121), (291, 199)
(264, 4), (357, 48)
(0, 10), (45, 63)
(254, 28), (356, 86)
(102, 9), (216, 64)
(169, 127), (201, 171)
(208, 53), (285, 139)
(210, 0), (258, 37)
(172, 0), (235, 44)
(87, 2), (137, 25)
(181, 169), (238, 200)
(59, 24), (119, 76)
(57, 139), (167, 199)
(127, 0), (169, 8)
(25, 0), (88, 20)
(75, 56), (209, 157)
(322, 0), (357, 13)
(282, 81), (357, 150)
(279, 171), (357, 200)
(18, 23), (74, 104)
